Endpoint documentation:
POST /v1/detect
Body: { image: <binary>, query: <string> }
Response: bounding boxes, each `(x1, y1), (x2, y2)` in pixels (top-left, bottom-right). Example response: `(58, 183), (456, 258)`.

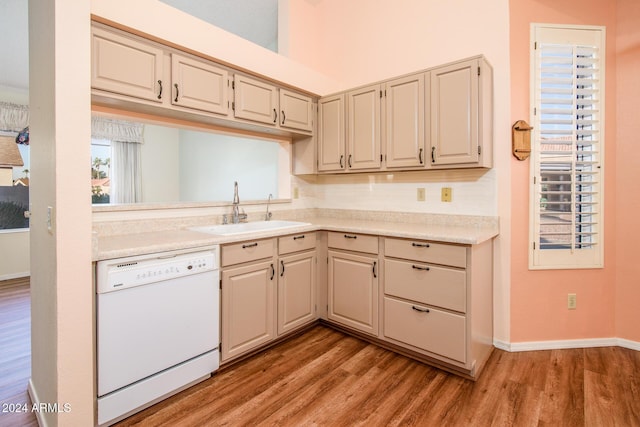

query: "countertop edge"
(94, 219), (499, 261)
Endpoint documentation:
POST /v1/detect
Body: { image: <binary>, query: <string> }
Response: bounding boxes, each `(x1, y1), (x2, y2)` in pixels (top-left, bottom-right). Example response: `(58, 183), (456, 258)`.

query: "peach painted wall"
(509, 0), (617, 342)
(615, 0), (640, 342)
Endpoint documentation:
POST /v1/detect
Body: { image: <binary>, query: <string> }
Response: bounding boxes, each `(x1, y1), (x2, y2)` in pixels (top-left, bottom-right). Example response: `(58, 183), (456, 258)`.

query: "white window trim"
(529, 23), (606, 270)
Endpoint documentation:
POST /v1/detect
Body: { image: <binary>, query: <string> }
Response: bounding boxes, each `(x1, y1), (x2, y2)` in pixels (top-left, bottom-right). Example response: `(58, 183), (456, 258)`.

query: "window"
(529, 24), (605, 269)
(91, 139), (111, 204)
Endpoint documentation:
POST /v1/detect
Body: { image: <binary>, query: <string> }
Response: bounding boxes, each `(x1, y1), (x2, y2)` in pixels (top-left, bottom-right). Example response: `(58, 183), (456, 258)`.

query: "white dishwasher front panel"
(97, 269), (219, 397)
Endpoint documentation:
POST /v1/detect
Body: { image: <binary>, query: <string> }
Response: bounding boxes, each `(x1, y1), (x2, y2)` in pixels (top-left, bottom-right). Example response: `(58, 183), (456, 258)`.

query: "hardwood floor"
(1, 278), (639, 426)
(116, 325), (640, 427)
(0, 277), (37, 427)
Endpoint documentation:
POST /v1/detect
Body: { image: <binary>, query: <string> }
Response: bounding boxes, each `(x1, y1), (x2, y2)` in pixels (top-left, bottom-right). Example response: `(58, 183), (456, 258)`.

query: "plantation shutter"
(530, 25), (605, 269)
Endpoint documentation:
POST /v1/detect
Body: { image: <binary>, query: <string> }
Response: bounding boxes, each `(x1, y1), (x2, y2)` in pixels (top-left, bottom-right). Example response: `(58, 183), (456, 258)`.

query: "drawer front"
(384, 259), (466, 312)
(384, 296), (466, 363)
(279, 232), (317, 255)
(384, 238), (466, 268)
(328, 232), (378, 254)
(222, 238), (275, 267)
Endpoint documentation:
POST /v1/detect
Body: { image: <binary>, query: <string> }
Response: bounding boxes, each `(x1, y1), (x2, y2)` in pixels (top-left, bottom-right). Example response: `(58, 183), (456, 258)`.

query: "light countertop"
(94, 216), (499, 261)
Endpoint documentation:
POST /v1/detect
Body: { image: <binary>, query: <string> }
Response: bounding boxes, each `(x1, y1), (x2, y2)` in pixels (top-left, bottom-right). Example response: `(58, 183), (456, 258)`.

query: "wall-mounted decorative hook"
(512, 120), (533, 161)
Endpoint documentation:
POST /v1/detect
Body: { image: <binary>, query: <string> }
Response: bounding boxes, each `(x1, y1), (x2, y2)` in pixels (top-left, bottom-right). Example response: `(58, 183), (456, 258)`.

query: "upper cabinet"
(91, 26), (164, 103)
(279, 89), (314, 132)
(316, 56), (493, 174)
(233, 75), (279, 125)
(317, 94), (346, 172)
(91, 23), (314, 139)
(171, 53), (229, 116)
(385, 73), (426, 169)
(347, 84), (382, 171)
(430, 57), (493, 168)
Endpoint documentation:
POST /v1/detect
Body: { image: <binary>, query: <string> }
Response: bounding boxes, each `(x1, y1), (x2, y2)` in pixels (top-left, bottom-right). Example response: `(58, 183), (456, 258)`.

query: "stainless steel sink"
(190, 220), (311, 236)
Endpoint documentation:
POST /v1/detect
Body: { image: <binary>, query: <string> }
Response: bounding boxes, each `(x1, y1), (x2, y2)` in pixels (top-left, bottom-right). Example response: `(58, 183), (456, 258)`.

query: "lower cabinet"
(221, 233), (317, 363)
(221, 259), (276, 362)
(278, 250), (316, 336)
(327, 232), (379, 336)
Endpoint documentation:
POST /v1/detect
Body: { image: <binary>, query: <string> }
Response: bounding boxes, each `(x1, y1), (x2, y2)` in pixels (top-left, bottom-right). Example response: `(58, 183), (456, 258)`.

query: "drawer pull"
(412, 242), (430, 248)
(412, 306), (430, 313)
(242, 243), (259, 249)
(270, 263), (275, 280)
(293, 235), (306, 240)
(280, 260), (285, 277)
(344, 234), (358, 239)
(373, 261), (377, 278)
(412, 265), (430, 271)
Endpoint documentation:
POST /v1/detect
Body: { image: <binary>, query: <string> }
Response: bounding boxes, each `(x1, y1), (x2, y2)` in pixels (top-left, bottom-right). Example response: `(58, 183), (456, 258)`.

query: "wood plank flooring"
(1, 278), (639, 426)
(0, 277), (37, 427)
(116, 325), (640, 427)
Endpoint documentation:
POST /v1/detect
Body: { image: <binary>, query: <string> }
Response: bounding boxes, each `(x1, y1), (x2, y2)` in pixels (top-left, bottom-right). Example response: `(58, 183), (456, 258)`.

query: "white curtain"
(0, 102), (29, 132)
(91, 116), (144, 143)
(111, 141), (142, 203)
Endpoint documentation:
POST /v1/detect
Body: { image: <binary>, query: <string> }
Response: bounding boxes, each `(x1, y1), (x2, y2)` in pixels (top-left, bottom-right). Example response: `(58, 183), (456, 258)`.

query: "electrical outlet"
(293, 187), (299, 199)
(441, 187), (452, 202)
(417, 188), (425, 202)
(568, 293), (577, 310)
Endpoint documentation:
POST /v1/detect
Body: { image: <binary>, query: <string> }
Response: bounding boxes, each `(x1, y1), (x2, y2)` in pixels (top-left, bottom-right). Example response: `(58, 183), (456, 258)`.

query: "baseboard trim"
(0, 271), (30, 281)
(28, 378), (48, 427)
(494, 337), (640, 352)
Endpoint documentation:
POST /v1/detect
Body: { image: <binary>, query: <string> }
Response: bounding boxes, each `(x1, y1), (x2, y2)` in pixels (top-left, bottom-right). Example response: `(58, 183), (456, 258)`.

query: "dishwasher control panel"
(96, 247), (219, 293)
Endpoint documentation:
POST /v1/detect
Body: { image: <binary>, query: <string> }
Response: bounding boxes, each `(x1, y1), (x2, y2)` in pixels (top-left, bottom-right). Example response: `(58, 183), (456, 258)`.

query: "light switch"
(417, 188), (425, 202)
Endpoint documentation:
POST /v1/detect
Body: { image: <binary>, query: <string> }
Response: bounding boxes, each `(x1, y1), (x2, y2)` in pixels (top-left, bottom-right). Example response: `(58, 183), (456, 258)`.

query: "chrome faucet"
(232, 181), (240, 223)
(265, 193), (273, 221)
(223, 181), (248, 224)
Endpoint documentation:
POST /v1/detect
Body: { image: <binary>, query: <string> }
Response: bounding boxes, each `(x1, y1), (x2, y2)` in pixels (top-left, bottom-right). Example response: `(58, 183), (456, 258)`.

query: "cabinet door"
(171, 53), (229, 116)
(233, 75), (278, 125)
(317, 94), (346, 172)
(385, 74), (426, 168)
(221, 260), (275, 362)
(430, 59), (479, 166)
(347, 84), (381, 170)
(91, 26), (164, 103)
(278, 251), (316, 335)
(328, 250), (378, 335)
(280, 89), (313, 132)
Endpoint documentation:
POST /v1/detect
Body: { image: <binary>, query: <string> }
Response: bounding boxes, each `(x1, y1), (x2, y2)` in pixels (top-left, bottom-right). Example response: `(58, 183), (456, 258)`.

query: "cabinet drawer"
(279, 232), (317, 255)
(384, 238), (466, 268)
(384, 259), (466, 312)
(221, 238), (275, 267)
(328, 232), (378, 254)
(384, 296), (466, 363)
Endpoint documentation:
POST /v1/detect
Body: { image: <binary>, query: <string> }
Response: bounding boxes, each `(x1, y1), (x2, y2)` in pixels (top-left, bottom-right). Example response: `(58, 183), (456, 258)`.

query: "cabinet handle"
(412, 305), (430, 313)
(157, 80), (163, 99)
(348, 154), (352, 168)
(339, 155), (344, 169)
(412, 242), (430, 248)
(270, 263), (275, 280)
(412, 265), (430, 271)
(280, 260), (285, 277)
(281, 110), (286, 125)
(431, 146), (436, 163)
(373, 261), (377, 278)
(419, 148), (423, 164)
(343, 234), (357, 239)
(293, 235), (305, 240)
(273, 108), (277, 123)
(242, 242), (258, 249)
(174, 83), (179, 102)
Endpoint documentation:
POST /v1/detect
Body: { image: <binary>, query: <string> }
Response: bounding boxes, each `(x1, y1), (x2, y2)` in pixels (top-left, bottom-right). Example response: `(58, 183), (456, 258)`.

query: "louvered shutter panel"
(530, 26), (604, 269)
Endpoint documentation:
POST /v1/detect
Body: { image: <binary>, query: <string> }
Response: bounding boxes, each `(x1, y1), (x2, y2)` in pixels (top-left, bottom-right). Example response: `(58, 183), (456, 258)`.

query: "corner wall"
(509, 0), (617, 343)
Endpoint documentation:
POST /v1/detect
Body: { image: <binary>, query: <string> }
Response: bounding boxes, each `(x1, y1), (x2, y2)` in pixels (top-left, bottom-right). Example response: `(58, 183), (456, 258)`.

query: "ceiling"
(0, 0), (278, 93)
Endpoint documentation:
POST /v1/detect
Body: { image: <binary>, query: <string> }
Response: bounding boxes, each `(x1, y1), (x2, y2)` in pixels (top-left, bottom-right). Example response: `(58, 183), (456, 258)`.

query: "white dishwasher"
(96, 246), (220, 426)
